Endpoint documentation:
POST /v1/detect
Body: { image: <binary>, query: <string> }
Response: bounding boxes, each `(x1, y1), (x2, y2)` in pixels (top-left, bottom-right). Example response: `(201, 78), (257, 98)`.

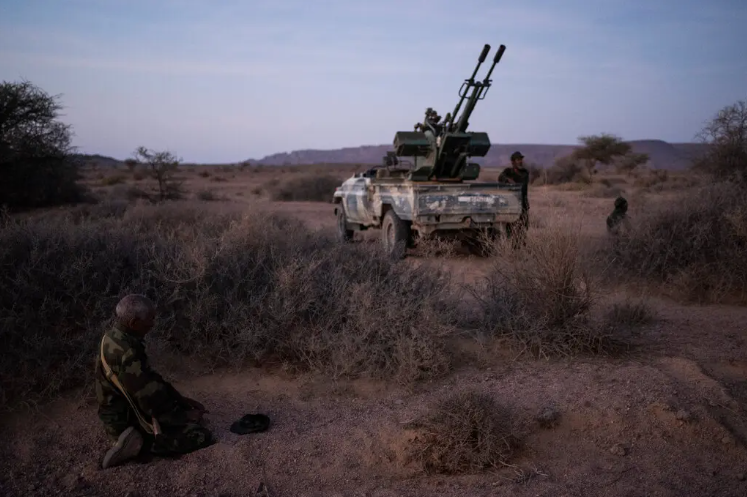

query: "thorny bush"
(406, 390), (518, 474)
(0, 202), (461, 410)
(266, 173), (341, 202)
(469, 226), (625, 358)
(607, 180), (747, 303)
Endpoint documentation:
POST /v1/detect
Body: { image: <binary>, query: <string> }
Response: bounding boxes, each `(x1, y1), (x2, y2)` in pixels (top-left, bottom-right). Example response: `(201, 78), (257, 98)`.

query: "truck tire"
(382, 209), (410, 259)
(336, 207), (354, 243)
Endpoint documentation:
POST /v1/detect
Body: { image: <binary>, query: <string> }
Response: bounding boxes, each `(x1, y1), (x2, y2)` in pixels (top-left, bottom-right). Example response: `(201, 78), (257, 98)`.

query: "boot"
(102, 426), (144, 469)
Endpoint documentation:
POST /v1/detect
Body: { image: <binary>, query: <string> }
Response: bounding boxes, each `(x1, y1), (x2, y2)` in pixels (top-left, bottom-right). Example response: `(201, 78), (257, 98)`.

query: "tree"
(615, 152), (650, 175)
(132, 146), (184, 201)
(695, 100), (747, 183)
(0, 80), (84, 209)
(572, 133), (632, 180)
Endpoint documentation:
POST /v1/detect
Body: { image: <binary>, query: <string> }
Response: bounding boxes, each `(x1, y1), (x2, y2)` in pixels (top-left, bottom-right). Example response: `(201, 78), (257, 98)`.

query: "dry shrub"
(100, 174), (127, 186)
(583, 184), (625, 198)
(414, 235), (462, 258)
(196, 189), (218, 201)
(633, 169), (669, 189)
(0, 202), (460, 410)
(406, 390), (517, 474)
(266, 173), (339, 202)
(108, 184), (151, 202)
(635, 170), (700, 193)
(608, 180), (747, 303)
(528, 215), (545, 229)
(536, 155), (590, 185)
(604, 298), (659, 328)
(470, 227), (623, 358)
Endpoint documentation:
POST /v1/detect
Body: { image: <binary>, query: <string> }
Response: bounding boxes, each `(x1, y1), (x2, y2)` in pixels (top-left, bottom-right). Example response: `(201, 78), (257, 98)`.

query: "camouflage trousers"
(148, 422), (214, 456)
(99, 402), (213, 456)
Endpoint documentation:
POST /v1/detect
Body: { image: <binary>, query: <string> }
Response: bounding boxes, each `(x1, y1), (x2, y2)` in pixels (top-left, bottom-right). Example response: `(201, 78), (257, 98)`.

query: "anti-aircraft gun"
(392, 43), (506, 182)
(333, 43), (523, 259)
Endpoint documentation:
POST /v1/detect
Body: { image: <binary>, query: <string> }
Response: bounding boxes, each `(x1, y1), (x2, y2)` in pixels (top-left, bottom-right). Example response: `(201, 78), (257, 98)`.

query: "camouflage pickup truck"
(333, 163), (523, 258)
(332, 42), (524, 258)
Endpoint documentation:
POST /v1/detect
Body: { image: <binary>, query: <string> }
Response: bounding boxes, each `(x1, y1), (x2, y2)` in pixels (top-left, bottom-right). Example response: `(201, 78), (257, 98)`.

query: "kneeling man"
(95, 294), (213, 469)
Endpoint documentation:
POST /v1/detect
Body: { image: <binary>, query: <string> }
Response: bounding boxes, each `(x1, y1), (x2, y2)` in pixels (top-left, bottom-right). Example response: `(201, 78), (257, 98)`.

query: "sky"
(1, 0), (745, 163)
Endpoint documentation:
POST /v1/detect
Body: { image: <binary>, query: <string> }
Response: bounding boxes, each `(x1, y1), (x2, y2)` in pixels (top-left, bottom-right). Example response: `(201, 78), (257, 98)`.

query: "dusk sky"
(1, 0), (745, 163)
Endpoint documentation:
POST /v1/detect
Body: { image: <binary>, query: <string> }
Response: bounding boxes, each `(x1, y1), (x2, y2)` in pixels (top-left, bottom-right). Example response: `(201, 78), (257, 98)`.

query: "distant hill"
(253, 140), (709, 170)
(73, 140), (708, 170)
(72, 153), (123, 168)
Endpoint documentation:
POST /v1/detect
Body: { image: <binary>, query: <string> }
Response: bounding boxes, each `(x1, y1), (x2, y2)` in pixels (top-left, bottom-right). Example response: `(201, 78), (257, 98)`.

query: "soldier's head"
(510, 151), (525, 169)
(614, 196), (628, 213)
(115, 294), (156, 335)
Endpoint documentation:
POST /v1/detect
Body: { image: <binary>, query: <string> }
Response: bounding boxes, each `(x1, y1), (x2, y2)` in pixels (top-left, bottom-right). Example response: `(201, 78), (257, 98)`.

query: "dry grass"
(406, 390), (518, 474)
(0, 201), (463, 410)
(265, 173), (341, 202)
(604, 298), (659, 328)
(3, 163), (737, 414)
(469, 226), (625, 358)
(100, 174), (128, 186)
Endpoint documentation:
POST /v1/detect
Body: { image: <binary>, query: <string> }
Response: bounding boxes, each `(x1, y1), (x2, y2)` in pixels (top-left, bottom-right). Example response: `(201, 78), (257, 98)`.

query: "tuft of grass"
(266, 173), (340, 202)
(0, 202), (461, 410)
(406, 390), (517, 474)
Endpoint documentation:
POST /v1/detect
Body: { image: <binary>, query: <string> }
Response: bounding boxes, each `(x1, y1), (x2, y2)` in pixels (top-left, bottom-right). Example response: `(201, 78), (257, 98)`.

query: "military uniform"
(606, 196), (630, 235)
(499, 161), (530, 242)
(94, 323), (213, 455)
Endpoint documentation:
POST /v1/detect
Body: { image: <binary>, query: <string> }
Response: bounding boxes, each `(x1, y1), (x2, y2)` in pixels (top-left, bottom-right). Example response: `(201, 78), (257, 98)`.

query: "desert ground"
(1, 162), (746, 497)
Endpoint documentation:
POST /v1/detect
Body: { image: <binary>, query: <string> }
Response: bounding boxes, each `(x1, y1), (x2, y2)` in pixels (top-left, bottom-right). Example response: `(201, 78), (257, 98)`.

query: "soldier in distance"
(607, 196), (630, 235)
(95, 294), (214, 469)
(499, 151), (530, 245)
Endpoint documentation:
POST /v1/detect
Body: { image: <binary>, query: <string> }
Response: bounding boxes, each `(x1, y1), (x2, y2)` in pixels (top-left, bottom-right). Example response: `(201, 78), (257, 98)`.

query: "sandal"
(230, 413), (271, 435)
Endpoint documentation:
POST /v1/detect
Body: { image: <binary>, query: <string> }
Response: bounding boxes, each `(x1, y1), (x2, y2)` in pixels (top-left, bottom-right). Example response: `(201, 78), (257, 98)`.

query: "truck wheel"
(382, 210), (410, 259)
(336, 207), (354, 242)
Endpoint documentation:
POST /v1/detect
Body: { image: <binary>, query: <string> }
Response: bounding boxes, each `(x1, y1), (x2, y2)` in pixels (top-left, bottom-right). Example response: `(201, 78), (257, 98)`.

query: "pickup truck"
(332, 165), (524, 258)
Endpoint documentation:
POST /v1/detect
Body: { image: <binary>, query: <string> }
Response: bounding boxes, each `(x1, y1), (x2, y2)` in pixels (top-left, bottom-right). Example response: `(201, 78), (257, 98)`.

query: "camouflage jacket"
(498, 166), (530, 210)
(94, 323), (190, 424)
(606, 209), (630, 234)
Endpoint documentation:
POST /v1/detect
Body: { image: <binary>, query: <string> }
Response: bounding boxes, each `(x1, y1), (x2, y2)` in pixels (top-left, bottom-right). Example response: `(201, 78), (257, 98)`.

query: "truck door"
(344, 177), (369, 224)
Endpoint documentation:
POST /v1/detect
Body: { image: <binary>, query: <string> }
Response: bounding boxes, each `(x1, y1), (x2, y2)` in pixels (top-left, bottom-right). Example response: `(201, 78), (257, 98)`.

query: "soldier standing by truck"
(499, 151), (530, 245)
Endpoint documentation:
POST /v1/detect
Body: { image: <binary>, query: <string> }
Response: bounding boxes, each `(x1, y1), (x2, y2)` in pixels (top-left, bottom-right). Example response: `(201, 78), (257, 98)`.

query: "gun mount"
(390, 43), (506, 182)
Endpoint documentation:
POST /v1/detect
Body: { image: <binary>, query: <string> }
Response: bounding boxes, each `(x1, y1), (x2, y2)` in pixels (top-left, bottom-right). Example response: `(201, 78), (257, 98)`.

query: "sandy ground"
(2, 167), (746, 496)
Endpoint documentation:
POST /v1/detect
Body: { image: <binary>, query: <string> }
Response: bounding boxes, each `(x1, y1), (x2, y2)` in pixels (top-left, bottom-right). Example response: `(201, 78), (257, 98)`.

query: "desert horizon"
(76, 137), (708, 172)
(2, 1), (745, 495)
